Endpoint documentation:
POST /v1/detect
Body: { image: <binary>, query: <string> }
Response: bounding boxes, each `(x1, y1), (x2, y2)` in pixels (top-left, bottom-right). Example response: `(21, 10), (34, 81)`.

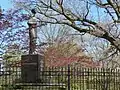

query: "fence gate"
(0, 62), (120, 90)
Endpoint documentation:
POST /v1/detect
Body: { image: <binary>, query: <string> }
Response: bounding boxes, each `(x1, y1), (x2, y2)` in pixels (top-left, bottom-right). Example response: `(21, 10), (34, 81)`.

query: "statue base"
(21, 54), (44, 83)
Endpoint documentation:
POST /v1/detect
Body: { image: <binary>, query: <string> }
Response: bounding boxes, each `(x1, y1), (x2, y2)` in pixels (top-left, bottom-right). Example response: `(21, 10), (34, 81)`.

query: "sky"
(0, 0), (13, 10)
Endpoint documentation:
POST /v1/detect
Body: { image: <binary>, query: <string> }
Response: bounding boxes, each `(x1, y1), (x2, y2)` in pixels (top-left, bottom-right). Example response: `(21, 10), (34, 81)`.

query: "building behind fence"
(0, 62), (120, 90)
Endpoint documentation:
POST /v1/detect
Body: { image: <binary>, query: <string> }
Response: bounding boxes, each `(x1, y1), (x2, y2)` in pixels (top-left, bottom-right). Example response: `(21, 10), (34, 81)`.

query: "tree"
(13, 0), (120, 68)
(0, 7), (30, 58)
(13, 0), (120, 49)
(34, 24), (101, 67)
(35, 24), (85, 67)
(3, 44), (23, 67)
(2, 44), (23, 76)
(0, 7), (32, 75)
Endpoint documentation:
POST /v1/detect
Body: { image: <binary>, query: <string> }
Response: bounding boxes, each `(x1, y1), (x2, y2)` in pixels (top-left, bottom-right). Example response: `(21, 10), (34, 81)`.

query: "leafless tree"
(14, 0), (120, 68)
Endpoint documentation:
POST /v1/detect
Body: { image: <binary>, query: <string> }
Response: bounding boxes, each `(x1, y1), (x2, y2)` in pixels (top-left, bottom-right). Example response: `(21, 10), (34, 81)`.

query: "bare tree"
(14, 0), (120, 67)
(13, 0), (120, 49)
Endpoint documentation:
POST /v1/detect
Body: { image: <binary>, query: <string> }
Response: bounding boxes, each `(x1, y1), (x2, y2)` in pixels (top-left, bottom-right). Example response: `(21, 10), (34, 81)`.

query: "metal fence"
(0, 63), (120, 90)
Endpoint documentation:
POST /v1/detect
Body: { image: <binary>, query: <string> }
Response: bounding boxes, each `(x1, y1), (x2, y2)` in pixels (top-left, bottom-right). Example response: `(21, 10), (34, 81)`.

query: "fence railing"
(0, 64), (120, 90)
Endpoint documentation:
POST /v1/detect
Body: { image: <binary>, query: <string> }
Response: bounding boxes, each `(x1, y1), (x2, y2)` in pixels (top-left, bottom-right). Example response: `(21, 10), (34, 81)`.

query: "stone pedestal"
(21, 54), (44, 83)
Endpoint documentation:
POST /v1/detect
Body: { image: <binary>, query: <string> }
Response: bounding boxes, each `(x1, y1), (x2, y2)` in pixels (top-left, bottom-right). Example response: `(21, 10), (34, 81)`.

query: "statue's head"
(31, 9), (36, 15)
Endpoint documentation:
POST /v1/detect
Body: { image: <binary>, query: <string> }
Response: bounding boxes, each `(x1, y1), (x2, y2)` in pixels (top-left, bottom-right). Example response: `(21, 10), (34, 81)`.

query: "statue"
(27, 9), (37, 54)
(21, 9), (45, 83)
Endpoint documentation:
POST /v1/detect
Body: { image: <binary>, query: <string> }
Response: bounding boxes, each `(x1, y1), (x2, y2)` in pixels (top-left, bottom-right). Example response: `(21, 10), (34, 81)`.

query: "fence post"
(68, 64), (70, 90)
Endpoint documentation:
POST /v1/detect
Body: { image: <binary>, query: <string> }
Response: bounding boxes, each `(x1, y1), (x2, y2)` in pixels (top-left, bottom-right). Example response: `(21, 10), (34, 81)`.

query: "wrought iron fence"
(0, 62), (120, 90)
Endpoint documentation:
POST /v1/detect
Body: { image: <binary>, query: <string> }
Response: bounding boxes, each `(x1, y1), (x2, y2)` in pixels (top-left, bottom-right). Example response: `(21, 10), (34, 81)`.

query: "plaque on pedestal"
(21, 54), (44, 83)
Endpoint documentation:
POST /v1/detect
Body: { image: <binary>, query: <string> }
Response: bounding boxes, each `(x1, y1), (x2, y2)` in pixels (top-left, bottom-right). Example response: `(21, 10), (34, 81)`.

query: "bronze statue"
(27, 9), (37, 54)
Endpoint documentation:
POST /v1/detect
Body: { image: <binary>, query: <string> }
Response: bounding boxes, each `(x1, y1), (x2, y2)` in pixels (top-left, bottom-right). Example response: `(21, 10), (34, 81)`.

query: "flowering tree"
(44, 42), (101, 68)
(35, 24), (101, 67)
(0, 7), (32, 72)
(0, 8), (30, 56)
